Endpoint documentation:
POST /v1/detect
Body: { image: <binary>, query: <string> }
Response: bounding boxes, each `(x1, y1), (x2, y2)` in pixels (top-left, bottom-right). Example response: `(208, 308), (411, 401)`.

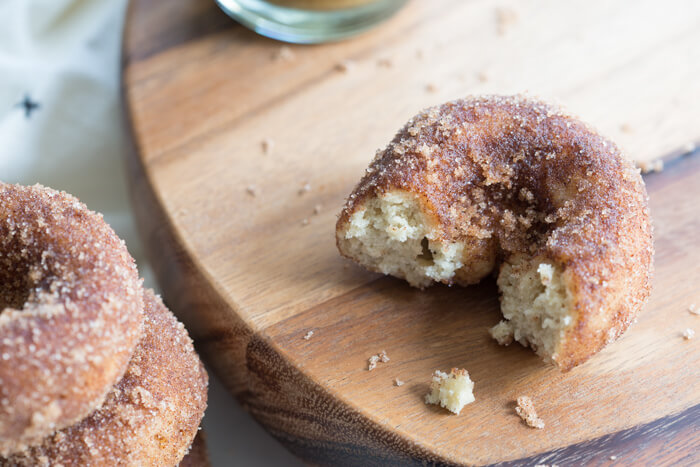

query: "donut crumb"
(298, 183), (311, 195)
(261, 138), (274, 154)
(377, 58), (393, 68)
(425, 368), (474, 414)
(272, 46), (295, 62)
(515, 395), (545, 429)
(335, 60), (353, 73)
(367, 355), (380, 371)
(637, 159), (664, 174)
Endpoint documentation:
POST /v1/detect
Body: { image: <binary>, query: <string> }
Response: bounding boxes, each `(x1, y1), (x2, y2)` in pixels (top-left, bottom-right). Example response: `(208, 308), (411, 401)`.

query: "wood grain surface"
(122, 0), (700, 465)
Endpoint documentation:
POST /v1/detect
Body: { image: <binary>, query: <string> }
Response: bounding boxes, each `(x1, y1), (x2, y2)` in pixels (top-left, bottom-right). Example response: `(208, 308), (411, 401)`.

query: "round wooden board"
(122, 0), (700, 465)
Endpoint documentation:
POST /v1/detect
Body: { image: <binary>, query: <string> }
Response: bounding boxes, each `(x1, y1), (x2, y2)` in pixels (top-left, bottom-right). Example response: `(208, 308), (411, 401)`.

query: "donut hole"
(491, 258), (574, 363)
(341, 191), (465, 288)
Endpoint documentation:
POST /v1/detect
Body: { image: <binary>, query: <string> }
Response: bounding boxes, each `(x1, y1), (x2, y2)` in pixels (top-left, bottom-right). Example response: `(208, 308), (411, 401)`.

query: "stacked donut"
(0, 183), (208, 466)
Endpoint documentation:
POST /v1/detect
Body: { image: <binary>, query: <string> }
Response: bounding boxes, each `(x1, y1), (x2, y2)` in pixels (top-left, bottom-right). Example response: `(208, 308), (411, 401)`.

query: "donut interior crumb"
(424, 368), (474, 414)
(515, 395), (545, 429)
(342, 191), (574, 365)
(682, 328), (695, 340)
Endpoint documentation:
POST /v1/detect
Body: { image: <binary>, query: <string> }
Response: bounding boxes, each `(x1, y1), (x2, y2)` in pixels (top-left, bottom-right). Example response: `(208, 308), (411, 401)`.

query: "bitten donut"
(0, 183), (143, 453)
(4, 289), (208, 466)
(336, 95), (653, 370)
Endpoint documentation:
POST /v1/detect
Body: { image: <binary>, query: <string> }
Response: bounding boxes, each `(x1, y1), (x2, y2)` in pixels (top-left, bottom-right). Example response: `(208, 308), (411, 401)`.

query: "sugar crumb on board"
(394, 378), (404, 387)
(301, 218), (309, 226)
(246, 185), (258, 197)
(515, 395), (545, 429)
(335, 60), (354, 73)
(303, 330), (314, 340)
(367, 355), (380, 371)
(682, 328), (695, 340)
(609, 455), (618, 460)
(298, 183), (311, 195)
(272, 45), (295, 62)
(688, 303), (698, 315)
(367, 351), (389, 370)
(261, 138), (274, 154)
(312, 204), (322, 215)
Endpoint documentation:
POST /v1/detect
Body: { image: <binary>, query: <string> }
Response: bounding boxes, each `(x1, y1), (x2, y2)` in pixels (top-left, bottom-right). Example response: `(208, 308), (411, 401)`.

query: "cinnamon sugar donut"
(4, 289), (208, 466)
(0, 183), (143, 453)
(336, 95), (653, 370)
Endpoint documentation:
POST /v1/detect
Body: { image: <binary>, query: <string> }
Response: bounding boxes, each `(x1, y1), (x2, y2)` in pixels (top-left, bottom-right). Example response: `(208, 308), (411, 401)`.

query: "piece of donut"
(336, 95), (653, 370)
(3, 288), (208, 466)
(0, 183), (144, 453)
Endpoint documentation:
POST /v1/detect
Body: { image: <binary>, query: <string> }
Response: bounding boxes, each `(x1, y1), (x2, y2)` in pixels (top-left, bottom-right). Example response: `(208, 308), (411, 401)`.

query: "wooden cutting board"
(122, 0), (700, 465)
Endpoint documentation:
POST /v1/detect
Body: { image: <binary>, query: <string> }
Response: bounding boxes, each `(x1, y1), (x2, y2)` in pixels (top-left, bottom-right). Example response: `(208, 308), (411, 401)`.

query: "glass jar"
(216, 0), (409, 44)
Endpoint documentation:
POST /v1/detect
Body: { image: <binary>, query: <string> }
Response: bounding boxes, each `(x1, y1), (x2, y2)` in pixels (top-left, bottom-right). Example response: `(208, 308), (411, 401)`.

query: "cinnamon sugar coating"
(0, 183), (144, 453)
(4, 289), (208, 466)
(337, 95), (653, 370)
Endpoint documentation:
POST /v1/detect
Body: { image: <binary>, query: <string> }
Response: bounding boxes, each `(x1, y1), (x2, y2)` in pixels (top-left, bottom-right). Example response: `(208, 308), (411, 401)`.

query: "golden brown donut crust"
(3, 289), (208, 466)
(337, 95), (653, 370)
(0, 183), (143, 453)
